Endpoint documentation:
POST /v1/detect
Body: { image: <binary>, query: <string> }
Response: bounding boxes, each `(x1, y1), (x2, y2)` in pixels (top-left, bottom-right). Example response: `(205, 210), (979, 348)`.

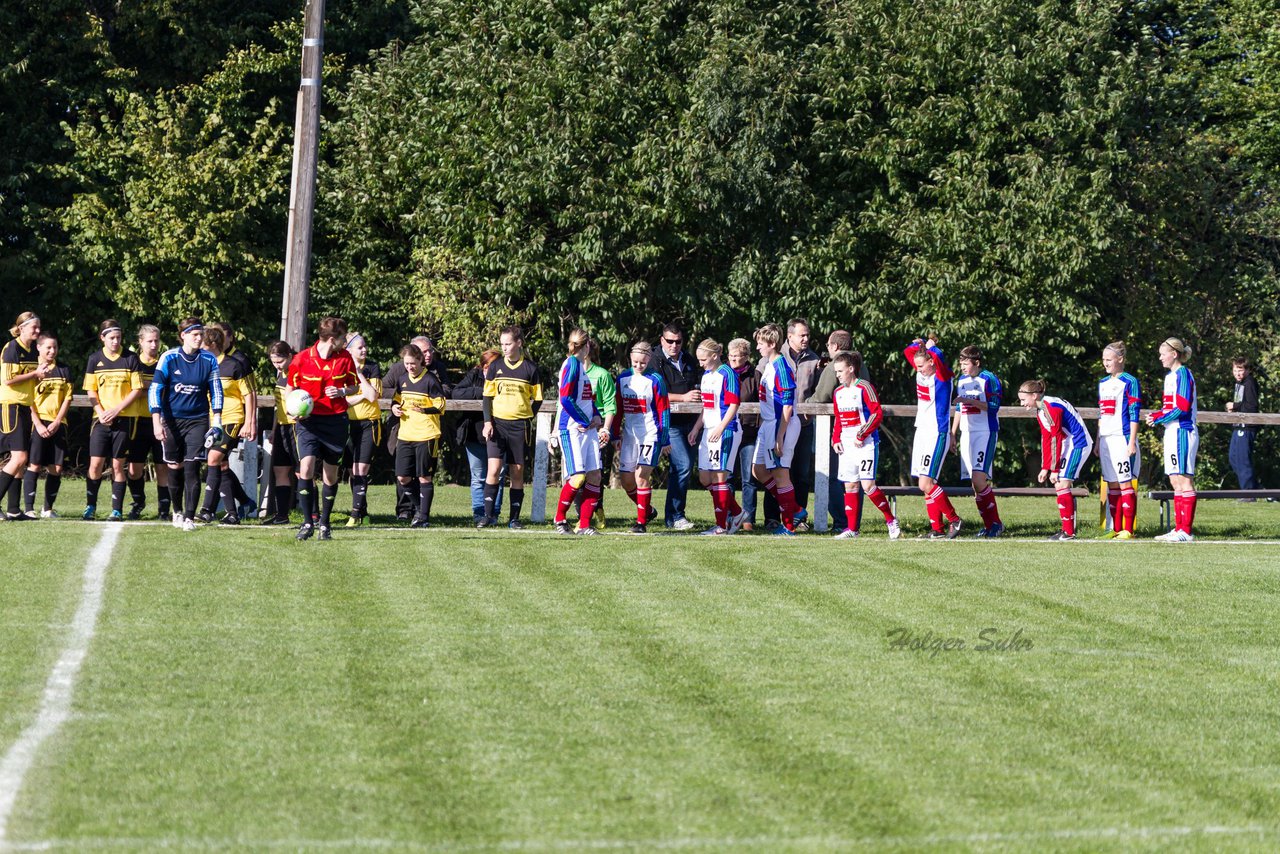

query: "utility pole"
(280, 0), (325, 348)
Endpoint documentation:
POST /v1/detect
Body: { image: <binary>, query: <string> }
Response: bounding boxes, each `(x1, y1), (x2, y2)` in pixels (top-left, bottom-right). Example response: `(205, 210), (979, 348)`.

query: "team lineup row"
(0, 311), (1203, 541)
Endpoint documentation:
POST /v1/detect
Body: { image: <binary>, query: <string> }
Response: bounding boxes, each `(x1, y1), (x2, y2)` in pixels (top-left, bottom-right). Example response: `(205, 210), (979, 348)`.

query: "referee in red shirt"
(286, 316), (376, 540)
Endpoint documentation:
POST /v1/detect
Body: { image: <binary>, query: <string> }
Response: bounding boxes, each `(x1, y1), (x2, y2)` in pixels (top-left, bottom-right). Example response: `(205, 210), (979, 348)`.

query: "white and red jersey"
(1037, 396), (1092, 471)
(700, 364), (740, 432)
(832, 379), (883, 446)
(1097, 372), (1141, 440)
(903, 341), (953, 433)
(954, 370), (1002, 434)
(556, 355), (595, 430)
(1151, 367), (1197, 432)
(616, 368), (669, 446)
(759, 354), (797, 423)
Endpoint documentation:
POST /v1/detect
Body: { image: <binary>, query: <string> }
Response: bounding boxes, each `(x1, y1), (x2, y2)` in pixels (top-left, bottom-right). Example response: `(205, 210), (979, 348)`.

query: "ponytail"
(1019, 379), (1047, 396)
(1163, 337), (1192, 362)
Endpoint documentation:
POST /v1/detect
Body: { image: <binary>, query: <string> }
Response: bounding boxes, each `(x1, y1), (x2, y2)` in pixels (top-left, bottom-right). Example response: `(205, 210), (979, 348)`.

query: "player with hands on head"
(831, 352), (901, 539)
(904, 336), (962, 539)
(1019, 379), (1094, 540)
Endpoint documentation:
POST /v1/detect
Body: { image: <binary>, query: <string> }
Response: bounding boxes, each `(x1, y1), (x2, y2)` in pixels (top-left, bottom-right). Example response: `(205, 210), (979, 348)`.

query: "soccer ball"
(285, 388), (314, 419)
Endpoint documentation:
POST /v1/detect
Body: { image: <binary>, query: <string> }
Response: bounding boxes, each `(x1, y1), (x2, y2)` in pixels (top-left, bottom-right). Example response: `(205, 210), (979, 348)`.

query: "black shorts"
(271, 423), (297, 468)
(0, 404), (33, 454)
(295, 413), (348, 466)
(209, 422), (243, 455)
(161, 416), (210, 465)
(348, 418), (382, 465)
(395, 438), (439, 480)
(30, 426), (67, 467)
(486, 417), (531, 465)
(127, 420), (164, 464)
(89, 417), (139, 460)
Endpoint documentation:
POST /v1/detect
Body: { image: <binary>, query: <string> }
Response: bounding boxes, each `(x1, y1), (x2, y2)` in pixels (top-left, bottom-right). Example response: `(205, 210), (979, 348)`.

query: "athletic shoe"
(919, 530), (948, 540)
(219, 513), (239, 526)
(646, 507), (658, 524)
(946, 518), (963, 539)
(575, 526), (600, 536)
(409, 516), (430, 528)
(296, 523), (315, 541)
(345, 515), (363, 528)
(171, 513), (186, 530)
(985, 522), (1004, 539)
(763, 519), (782, 533)
(593, 507), (606, 530)
(7, 511), (37, 522)
(261, 515), (289, 526)
(1115, 530), (1134, 540)
(107, 510), (124, 522)
(180, 517), (197, 532)
(773, 525), (796, 537)
(1171, 530), (1195, 542)
(238, 499), (258, 522)
(508, 519), (525, 531)
(701, 525), (728, 536)
(793, 508), (809, 526)
(887, 519), (902, 540)
(1048, 531), (1076, 541)
(127, 505), (144, 521)
(1153, 530), (1177, 542)
(397, 511), (413, 522)
(318, 525), (332, 541)
(627, 523), (647, 535)
(1099, 530), (1119, 540)
(834, 529), (859, 539)
(726, 508), (750, 535)
(670, 517), (695, 531)
(476, 516), (496, 529)
(82, 505), (96, 521)
(41, 509), (58, 519)
(553, 521), (573, 535)
(157, 511), (171, 522)
(195, 510), (216, 524)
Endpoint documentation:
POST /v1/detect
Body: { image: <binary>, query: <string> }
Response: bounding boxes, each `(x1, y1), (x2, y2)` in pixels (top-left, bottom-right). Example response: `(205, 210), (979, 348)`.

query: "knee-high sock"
(274, 481), (295, 519)
(5, 475), (19, 514)
(0, 472), (13, 515)
(924, 486), (943, 531)
(579, 483), (602, 529)
(776, 484), (799, 528)
(1056, 488), (1076, 536)
(320, 482), (338, 527)
(482, 482), (498, 521)
(865, 485), (894, 522)
(296, 478), (315, 525)
(86, 476), (103, 508)
(23, 470), (38, 513)
(219, 469), (237, 515)
(710, 482), (729, 529)
(128, 476), (146, 510)
(110, 479), (127, 513)
(169, 467), (185, 516)
(974, 485), (1000, 528)
(508, 488), (524, 522)
(555, 481), (580, 524)
(201, 467), (221, 513)
(417, 481), (435, 521)
(227, 469), (250, 505)
(183, 461), (203, 517)
(157, 484), (171, 516)
(843, 490), (862, 533)
(934, 488), (960, 523)
(45, 474), (62, 511)
(1119, 485), (1136, 533)
(635, 487), (651, 524)
(1107, 488), (1121, 532)
(1181, 491), (1197, 533)
(350, 474), (369, 516)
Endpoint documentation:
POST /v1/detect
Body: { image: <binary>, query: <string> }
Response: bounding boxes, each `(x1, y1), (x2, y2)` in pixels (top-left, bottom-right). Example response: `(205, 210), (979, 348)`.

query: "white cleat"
(726, 508), (750, 535)
(700, 525), (728, 536)
(171, 513), (186, 530)
(40, 509), (58, 519)
(887, 519), (902, 540)
(834, 529), (859, 540)
(180, 517), (197, 532)
(1171, 530), (1194, 542)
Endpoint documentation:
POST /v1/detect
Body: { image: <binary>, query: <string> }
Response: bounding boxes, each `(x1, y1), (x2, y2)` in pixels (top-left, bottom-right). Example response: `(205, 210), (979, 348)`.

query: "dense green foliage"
(1, 0), (1276, 483)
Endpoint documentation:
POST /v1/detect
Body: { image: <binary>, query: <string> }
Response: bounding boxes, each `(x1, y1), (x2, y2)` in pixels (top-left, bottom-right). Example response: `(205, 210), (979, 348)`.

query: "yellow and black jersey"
(215, 353), (254, 425)
(83, 348), (143, 417)
(348, 360), (383, 422)
(483, 356), (542, 421)
(395, 369), (446, 442)
(0, 338), (39, 406)
(34, 363), (74, 422)
(127, 355), (160, 417)
(272, 371), (294, 427)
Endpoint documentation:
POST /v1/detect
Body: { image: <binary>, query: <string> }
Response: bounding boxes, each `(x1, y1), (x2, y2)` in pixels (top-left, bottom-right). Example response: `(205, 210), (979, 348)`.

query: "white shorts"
(1098, 434), (1140, 482)
(558, 427), (601, 479)
(1056, 436), (1093, 482)
(699, 427), (742, 474)
(619, 432), (661, 473)
(751, 417), (801, 469)
(837, 440), (879, 483)
(958, 430), (997, 479)
(911, 429), (951, 479)
(1163, 426), (1198, 476)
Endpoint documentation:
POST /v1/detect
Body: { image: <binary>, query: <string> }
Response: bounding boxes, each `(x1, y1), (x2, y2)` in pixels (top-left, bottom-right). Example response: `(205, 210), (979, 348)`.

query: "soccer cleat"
(397, 511), (413, 522)
(553, 521), (573, 535)
(7, 511), (37, 522)
(1099, 530), (1119, 540)
(180, 517), (197, 532)
(261, 515), (288, 526)
(195, 510), (216, 524)
(82, 505), (96, 521)
(670, 517), (695, 531)
(409, 516), (430, 529)
(345, 515), (363, 528)
(726, 508), (750, 535)
(887, 519), (902, 540)
(919, 529), (948, 540)
(157, 511), (171, 522)
(1171, 530), (1195, 542)
(318, 525), (332, 541)
(219, 513), (239, 526)
(238, 499), (258, 522)
(627, 523), (647, 535)
(476, 516), (496, 529)
(834, 529), (859, 540)
(127, 505), (144, 521)
(793, 507), (809, 526)
(646, 506), (658, 524)
(946, 518), (963, 539)
(508, 519), (525, 531)
(107, 510), (124, 522)
(701, 525), (728, 536)
(41, 509), (59, 519)
(1153, 530), (1177, 542)
(171, 513), (186, 530)
(773, 525), (796, 537)
(1115, 530), (1134, 540)
(575, 526), (600, 536)
(985, 521), (1004, 539)
(1048, 531), (1076, 541)
(296, 523), (315, 541)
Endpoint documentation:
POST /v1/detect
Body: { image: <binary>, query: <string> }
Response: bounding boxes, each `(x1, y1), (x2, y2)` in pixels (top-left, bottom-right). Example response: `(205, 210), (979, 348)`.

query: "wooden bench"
(1147, 490), (1280, 531)
(876, 485), (1089, 516)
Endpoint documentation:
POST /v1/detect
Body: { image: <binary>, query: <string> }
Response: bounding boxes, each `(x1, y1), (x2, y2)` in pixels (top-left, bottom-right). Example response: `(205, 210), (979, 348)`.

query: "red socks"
(555, 481), (579, 524)
(843, 491), (862, 533)
(924, 486), (957, 531)
(865, 486), (894, 522)
(710, 483), (730, 528)
(577, 483), (602, 530)
(633, 487), (651, 524)
(974, 485), (1001, 528)
(1119, 487), (1136, 533)
(1056, 488), (1075, 536)
(1174, 491), (1197, 533)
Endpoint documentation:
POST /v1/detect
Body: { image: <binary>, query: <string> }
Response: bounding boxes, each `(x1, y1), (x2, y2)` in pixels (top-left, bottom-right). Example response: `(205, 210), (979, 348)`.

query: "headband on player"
(182, 323), (204, 335)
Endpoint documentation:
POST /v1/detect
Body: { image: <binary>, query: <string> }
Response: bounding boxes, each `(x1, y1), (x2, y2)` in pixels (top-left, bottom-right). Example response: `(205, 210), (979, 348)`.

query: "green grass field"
(2, 486), (1280, 851)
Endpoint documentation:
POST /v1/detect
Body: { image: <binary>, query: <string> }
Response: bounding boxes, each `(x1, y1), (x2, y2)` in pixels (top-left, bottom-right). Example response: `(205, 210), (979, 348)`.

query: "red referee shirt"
(287, 343), (358, 417)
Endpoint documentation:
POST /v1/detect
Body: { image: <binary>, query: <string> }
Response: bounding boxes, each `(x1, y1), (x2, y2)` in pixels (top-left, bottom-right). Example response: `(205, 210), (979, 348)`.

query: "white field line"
(0, 526), (121, 846)
(0, 824), (1272, 851)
